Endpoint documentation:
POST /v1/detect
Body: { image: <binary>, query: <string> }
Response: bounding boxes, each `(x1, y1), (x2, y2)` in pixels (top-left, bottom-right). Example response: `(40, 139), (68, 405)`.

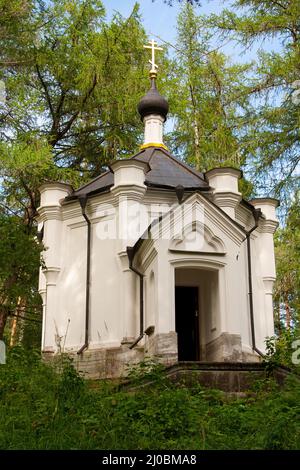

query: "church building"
(37, 41), (279, 378)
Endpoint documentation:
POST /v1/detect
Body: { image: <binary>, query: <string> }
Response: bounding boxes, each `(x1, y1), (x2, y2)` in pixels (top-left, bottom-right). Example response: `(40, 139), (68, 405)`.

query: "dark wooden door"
(175, 286), (199, 361)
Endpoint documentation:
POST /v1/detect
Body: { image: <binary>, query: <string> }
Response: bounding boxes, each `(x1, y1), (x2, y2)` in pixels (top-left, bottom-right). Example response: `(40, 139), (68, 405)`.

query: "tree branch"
(50, 73), (98, 146)
(36, 64), (55, 120)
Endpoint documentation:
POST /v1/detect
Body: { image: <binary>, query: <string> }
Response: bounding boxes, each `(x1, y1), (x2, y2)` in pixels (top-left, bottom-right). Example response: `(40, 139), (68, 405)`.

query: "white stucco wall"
(136, 192), (253, 358)
(38, 170), (278, 361)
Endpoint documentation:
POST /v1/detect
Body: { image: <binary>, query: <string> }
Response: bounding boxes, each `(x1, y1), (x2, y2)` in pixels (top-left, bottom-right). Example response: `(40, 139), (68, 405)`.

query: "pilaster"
(37, 182), (72, 352)
(250, 198), (279, 340)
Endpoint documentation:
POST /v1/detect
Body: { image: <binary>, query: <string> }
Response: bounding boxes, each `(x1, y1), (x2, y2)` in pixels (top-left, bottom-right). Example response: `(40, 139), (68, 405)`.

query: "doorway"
(175, 286), (199, 361)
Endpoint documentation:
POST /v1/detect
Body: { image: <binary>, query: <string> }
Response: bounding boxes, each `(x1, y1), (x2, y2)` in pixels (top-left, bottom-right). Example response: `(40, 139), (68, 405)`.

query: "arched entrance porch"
(175, 266), (221, 361)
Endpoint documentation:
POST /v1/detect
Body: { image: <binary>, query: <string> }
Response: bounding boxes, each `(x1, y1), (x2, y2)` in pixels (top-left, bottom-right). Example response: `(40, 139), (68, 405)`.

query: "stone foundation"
(43, 332), (178, 379)
(145, 332), (178, 366)
(43, 344), (144, 379)
(203, 333), (244, 362)
(242, 350), (261, 363)
(43, 331), (262, 379)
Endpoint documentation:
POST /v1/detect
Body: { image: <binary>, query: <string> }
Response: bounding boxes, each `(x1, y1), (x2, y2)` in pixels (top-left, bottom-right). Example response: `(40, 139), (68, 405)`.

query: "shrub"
(0, 347), (299, 449)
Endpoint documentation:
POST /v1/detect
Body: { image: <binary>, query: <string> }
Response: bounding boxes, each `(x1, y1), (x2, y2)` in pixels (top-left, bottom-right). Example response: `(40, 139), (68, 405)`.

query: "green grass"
(0, 347), (299, 450)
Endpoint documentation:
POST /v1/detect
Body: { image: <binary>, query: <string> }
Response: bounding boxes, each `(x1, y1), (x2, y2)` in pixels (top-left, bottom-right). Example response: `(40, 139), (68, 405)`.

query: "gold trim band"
(140, 142), (168, 150)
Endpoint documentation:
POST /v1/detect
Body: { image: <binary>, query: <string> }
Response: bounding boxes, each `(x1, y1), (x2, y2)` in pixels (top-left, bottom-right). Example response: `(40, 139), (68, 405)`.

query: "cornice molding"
(147, 192), (245, 248)
(263, 277), (276, 294)
(170, 257), (226, 270)
(235, 204), (253, 229)
(205, 167), (242, 180)
(39, 181), (73, 193)
(109, 159), (150, 174)
(110, 185), (146, 201)
(213, 191), (242, 208)
(42, 267), (61, 286)
(138, 241), (157, 272)
(37, 205), (63, 222)
(118, 250), (131, 272)
(260, 219), (279, 234)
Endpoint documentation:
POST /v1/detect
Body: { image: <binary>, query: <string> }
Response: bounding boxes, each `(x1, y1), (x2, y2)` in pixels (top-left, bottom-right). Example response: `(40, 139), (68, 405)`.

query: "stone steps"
(120, 361), (293, 393)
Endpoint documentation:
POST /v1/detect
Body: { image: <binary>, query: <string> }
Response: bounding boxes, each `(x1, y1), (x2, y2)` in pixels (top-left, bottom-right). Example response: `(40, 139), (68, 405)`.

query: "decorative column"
(118, 253), (137, 344)
(250, 198), (279, 338)
(38, 267), (47, 351)
(110, 159), (150, 345)
(37, 182), (72, 352)
(205, 167), (242, 220)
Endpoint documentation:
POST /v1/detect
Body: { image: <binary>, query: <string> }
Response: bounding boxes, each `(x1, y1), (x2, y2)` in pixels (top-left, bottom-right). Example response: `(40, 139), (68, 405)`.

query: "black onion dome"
(137, 79), (169, 122)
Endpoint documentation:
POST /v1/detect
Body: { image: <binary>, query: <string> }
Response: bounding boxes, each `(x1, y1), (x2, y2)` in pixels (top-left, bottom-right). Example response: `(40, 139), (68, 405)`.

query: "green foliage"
(0, 139), (58, 219)
(0, 0), (149, 169)
(264, 330), (300, 373)
(0, 348), (300, 450)
(0, 0), (151, 229)
(274, 194), (300, 329)
(0, 0), (298, 354)
(0, 0), (37, 65)
(126, 357), (167, 384)
(167, 2), (254, 198)
(206, 0), (300, 203)
(168, 3), (251, 173)
(0, 211), (42, 339)
(0, 139), (48, 339)
(0, 0), (152, 343)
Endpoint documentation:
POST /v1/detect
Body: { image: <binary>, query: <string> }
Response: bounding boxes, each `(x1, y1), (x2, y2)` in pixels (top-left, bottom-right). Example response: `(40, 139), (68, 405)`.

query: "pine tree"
(168, 3), (251, 176)
(206, 0), (300, 204)
(274, 193), (300, 331)
(0, 211), (42, 340)
(0, 0), (152, 342)
(0, 1), (151, 228)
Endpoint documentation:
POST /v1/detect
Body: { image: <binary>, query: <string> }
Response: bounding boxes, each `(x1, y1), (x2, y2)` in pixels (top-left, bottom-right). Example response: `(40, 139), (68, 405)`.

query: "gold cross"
(144, 39), (163, 78)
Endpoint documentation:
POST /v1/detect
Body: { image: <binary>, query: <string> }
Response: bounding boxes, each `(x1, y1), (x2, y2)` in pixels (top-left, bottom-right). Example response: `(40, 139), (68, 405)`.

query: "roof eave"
(62, 185), (113, 204)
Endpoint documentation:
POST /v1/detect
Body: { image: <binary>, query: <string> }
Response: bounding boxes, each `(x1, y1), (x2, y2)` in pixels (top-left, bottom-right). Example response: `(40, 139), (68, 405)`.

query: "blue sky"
(102, 0), (183, 43)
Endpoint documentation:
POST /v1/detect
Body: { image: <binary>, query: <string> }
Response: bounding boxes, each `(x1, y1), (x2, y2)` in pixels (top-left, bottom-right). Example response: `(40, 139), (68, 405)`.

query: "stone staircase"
(121, 361), (292, 393)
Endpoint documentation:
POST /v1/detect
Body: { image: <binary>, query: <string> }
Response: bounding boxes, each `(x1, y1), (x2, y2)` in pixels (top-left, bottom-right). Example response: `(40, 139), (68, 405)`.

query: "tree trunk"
(277, 302), (282, 335)
(0, 273), (18, 340)
(193, 120), (201, 171)
(0, 305), (9, 341)
(10, 296), (24, 347)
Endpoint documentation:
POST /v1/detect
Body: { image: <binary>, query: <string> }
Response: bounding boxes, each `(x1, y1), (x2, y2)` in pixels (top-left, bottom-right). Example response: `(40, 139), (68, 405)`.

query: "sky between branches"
(102, 0), (282, 63)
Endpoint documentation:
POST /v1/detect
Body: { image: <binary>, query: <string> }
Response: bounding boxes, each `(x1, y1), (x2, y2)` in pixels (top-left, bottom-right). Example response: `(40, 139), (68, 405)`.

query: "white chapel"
(37, 41), (279, 378)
